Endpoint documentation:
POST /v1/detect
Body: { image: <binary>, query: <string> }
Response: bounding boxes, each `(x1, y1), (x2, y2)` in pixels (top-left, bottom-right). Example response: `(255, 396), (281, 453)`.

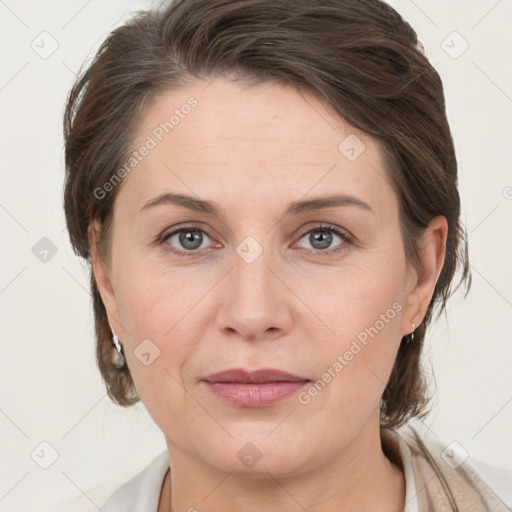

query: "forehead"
(121, 77), (396, 217)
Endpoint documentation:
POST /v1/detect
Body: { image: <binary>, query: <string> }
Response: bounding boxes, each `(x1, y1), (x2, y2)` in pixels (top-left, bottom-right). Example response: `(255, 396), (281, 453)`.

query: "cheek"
(114, 255), (205, 337)
(111, 257), (229, 410)
(295, 251), (405, 402)
(111, 265), (197, 397)
(298, 247), (405, 337)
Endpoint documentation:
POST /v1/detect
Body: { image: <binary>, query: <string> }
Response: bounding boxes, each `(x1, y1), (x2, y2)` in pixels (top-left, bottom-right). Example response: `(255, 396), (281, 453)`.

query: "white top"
(101, 438), (511, 511)
(102, 450), (169, 512)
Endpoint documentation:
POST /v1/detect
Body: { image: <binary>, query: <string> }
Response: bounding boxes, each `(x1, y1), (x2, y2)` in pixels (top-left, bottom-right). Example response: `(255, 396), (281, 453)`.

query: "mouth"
(201, 368), (311, 407)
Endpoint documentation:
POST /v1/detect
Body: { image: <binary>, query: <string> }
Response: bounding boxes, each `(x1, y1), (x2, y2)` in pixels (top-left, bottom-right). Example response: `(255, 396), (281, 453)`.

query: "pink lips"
(201, 368), (310, 408)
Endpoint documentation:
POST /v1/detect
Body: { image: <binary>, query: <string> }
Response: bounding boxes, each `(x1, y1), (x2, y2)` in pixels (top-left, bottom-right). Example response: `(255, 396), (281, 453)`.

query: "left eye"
(296, 226), (347, 252)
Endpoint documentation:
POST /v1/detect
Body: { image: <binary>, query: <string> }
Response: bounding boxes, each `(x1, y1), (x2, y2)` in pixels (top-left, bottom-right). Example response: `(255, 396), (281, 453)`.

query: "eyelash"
(158, 223), (353, 258)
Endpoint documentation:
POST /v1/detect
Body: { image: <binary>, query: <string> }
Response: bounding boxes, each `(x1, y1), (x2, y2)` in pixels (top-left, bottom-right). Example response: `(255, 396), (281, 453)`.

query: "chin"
(198, 431), (321, 478)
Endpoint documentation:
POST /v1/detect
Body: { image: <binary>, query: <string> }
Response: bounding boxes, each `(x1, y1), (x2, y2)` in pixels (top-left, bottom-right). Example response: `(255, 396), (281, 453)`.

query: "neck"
(158, 419), (405, 512)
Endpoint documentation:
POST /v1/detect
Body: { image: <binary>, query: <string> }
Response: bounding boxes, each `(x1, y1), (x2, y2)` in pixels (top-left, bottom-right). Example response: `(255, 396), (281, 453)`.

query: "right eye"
(160, 225), (217, 256)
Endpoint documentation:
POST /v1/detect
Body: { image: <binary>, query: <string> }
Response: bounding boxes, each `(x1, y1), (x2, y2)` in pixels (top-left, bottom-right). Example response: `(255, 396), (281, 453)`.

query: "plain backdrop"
(1, 0), (511, 510)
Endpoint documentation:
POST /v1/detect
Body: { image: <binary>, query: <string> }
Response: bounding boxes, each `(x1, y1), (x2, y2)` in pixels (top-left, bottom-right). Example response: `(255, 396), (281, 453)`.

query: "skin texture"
(90, 77), (447, 511)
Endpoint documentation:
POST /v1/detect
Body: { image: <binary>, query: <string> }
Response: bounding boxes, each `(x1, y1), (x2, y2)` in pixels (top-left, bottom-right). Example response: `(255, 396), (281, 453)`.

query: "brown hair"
(63, 0), (471, 428)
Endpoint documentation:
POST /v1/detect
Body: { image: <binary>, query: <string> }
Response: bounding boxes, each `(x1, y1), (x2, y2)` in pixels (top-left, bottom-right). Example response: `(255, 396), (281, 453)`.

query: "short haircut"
(63, 0), (471, 428)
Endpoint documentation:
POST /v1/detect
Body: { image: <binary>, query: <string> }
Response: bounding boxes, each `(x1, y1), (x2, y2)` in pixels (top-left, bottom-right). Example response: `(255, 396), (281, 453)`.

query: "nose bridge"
(217, 237), (292, 340)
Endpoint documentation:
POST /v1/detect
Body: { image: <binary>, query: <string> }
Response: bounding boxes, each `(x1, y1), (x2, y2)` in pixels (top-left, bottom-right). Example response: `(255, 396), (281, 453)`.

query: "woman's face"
(91, 77), (445, 476)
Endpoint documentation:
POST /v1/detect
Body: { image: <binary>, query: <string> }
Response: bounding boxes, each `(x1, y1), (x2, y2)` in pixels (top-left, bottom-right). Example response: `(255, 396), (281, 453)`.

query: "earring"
(408, 323), (416, 344)
(112, 333), (126, 370)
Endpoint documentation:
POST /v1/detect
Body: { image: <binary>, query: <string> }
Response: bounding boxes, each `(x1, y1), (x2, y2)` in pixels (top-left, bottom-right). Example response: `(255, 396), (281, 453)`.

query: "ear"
(401, 215), (448, 336)
(88, 220), (121, 334)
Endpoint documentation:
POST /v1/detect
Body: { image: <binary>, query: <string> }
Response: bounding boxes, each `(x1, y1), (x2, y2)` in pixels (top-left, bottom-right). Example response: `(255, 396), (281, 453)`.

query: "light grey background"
(1, 0), (511, 510)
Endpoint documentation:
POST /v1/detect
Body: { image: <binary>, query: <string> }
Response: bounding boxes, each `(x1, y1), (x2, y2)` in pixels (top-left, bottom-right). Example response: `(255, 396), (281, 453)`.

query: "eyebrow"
(140, 192), (373, 217)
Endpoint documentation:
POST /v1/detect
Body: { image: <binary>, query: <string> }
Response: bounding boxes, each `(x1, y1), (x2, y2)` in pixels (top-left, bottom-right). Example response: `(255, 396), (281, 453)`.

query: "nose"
(216, 246), (294, 343)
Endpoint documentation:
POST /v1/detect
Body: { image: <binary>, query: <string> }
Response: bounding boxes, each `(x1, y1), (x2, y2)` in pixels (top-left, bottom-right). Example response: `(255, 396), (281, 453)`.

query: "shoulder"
(101, 450), (170, 512)
(392, 421), (512, 511)
(467, 454), (512, 507)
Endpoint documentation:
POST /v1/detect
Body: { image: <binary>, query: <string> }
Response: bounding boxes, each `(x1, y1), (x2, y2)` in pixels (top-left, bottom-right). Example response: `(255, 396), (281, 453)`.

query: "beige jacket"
(382, 423), (511, 511)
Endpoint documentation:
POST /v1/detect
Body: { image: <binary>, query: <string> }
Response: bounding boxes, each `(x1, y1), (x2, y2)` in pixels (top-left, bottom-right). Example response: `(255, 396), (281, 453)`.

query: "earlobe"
(402, 215), (448, 334)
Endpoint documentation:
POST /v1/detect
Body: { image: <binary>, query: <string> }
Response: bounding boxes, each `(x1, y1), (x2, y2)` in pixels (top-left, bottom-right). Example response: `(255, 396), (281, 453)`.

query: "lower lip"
(202, 381), (309, 407)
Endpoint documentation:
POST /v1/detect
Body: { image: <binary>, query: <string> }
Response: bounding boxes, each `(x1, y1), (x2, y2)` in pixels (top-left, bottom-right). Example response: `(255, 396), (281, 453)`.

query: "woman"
(62, 0), (511, 510)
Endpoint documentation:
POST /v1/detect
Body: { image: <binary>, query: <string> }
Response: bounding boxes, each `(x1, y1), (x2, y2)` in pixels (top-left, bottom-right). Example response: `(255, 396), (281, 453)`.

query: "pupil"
(180, 230), (202, 250)
(312, 229), (331, 249)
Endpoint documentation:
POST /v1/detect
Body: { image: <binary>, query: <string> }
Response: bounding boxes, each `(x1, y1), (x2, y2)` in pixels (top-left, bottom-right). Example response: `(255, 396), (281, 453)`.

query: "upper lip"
(202, 368), (310, 384)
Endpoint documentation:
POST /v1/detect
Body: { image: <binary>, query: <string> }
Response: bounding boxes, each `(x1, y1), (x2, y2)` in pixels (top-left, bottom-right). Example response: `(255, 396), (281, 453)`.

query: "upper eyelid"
(294, 223), (351, 243)
(160, 222), (210, 239)
(161, 222), (347, 236)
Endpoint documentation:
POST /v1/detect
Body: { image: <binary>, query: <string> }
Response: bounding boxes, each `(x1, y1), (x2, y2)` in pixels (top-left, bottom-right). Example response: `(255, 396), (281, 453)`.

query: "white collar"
(101, 442), (419, 512)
